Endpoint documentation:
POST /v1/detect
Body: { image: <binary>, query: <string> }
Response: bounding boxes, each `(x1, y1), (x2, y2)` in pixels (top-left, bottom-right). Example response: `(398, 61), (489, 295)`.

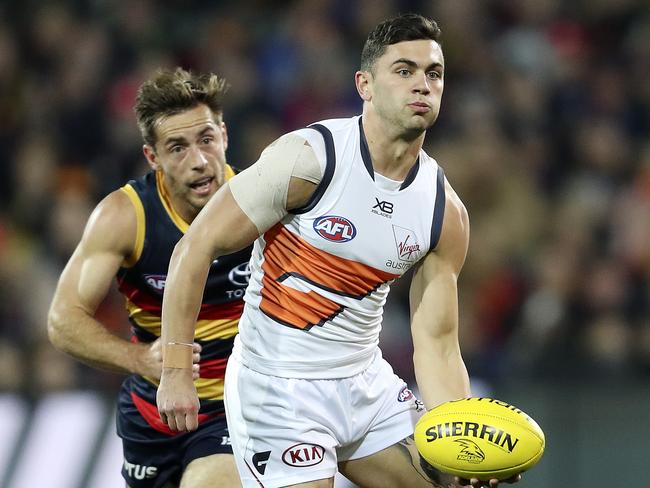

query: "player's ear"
(220, 120), (228, 152)
(355, 70), (372, 102)
(143, 145), (159, 171)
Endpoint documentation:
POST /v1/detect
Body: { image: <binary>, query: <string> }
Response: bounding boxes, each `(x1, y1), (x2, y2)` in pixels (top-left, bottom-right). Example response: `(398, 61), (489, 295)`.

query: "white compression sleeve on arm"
(228, 133), (322, 234)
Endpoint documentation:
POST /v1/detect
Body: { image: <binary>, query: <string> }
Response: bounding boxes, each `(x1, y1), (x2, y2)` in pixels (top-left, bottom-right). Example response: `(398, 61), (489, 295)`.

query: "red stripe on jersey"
(199, 358), (228, 379)
(119, 277), (244, 319)
(198, 301), (244, 320)
(130, 392), (211, 435)
(118, 278), (162, 314)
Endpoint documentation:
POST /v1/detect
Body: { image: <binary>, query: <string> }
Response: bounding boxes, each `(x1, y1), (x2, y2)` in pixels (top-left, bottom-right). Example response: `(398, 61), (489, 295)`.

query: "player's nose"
(413, 73), (431, 95)
(190, 146), (209, 169)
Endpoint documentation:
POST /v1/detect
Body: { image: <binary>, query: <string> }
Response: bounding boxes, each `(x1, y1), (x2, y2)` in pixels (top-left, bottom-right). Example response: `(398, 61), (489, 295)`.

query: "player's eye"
(169, 145), (185, 154)
(201, 137), (214, 144)
(397, 69), (411, 77)
(427, 71), (442, 80)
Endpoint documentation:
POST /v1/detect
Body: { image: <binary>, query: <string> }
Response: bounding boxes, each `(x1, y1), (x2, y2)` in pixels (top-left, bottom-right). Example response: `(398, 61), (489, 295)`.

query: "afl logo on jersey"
(144, 274), (166, 292)
(313, 215), (357, 242)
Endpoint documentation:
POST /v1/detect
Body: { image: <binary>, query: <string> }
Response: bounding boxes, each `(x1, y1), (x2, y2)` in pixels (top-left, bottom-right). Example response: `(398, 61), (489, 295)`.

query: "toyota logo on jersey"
(228, 262), (251, 286)
(313, 215), (357, 242)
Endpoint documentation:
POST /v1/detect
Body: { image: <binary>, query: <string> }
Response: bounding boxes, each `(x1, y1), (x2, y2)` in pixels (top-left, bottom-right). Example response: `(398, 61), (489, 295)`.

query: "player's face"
(367, 40), (444, 135)
(145, 104), (228, 219)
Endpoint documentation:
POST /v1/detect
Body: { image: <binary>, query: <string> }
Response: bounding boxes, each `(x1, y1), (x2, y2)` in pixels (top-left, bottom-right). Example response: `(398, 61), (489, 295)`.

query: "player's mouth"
(189, 176), (214, 196)
(408, 102), (431, 114)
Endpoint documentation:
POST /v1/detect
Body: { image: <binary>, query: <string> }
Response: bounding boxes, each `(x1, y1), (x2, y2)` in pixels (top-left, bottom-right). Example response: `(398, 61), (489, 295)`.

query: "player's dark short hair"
(135, 67), (229, 148)
(360, 13), (442, 73)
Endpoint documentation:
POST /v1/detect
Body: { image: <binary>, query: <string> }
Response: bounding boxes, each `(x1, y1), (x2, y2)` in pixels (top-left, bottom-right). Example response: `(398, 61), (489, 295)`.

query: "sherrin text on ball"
(414, 397), (545, 481)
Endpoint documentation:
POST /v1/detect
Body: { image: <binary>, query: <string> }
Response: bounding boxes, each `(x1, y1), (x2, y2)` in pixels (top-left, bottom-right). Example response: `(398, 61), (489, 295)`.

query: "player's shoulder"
(82, 187), (138, 255)
(98, 186), (139, 220)
(419, 152), (468, 225)
(443, 177), (468, 228)
(432, 167), (469, 266)
(293, 115), (359, 140)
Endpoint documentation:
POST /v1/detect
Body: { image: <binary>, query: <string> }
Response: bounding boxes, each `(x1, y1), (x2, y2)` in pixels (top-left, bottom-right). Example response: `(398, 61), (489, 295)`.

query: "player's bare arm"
(157, 136), (319, 432)
(409, 178), (471, 410)
(47, 190), (200, 379)
(410, 182), (521, 488)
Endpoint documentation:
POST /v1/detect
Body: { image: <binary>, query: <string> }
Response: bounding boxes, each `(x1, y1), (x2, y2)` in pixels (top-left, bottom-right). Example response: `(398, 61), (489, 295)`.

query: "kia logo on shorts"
(282, 443), (325, 467)
(313, 215), (357, 242)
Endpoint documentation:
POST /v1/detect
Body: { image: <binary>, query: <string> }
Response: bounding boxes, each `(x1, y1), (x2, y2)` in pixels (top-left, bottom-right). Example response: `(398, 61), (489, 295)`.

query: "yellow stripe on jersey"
(126, 300), (238, 340)
(195, 318), (238, 341)
(224, 163), (236, 181)
(156, 171), (190, 233)
(120, 184), (146, 267)
(195, 378), (225, 400)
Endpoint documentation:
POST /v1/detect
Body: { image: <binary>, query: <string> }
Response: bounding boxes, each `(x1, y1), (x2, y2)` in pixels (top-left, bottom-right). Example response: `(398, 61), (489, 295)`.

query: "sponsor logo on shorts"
(144, 274), (166, 292)
(252, 450), (271, 475)
(313, 216), (357, 242)
(398, 386), (414, 402)
(123, 460), (158, 480)
(282, 443), (325, 467)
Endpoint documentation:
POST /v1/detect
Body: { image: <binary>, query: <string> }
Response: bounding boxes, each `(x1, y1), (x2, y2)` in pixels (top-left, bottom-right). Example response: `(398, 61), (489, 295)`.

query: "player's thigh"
(284, 478), (334, 488)
(125, 482), (176, 488)
(339, 437), (452, 488)
(180, 453), (241, 488)
(126, 484), (176, 488)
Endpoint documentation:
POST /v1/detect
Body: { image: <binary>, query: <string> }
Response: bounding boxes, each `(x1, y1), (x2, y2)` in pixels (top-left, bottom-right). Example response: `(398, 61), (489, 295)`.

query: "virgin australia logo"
(392, 225), (422, 262)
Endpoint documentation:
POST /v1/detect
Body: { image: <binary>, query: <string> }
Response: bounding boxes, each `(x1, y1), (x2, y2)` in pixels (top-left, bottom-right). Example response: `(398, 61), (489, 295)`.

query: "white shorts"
(224, 351), (425, 488)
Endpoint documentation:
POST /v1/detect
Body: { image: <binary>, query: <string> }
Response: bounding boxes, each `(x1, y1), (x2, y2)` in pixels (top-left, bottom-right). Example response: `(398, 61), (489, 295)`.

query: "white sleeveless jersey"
(234, 115), (446, 379)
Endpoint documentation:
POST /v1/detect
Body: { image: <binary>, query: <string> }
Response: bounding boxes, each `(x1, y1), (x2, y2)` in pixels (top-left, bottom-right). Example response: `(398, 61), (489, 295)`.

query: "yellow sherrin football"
(414, 397), (545, 481)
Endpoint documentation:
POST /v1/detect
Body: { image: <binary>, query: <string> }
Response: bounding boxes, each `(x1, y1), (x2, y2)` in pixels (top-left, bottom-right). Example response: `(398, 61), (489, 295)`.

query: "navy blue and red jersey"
(116, 167), (251, 433)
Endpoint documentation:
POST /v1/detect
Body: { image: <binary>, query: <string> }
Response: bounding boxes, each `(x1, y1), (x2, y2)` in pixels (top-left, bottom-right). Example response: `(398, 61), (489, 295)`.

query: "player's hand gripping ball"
(414, 397), (545, 481)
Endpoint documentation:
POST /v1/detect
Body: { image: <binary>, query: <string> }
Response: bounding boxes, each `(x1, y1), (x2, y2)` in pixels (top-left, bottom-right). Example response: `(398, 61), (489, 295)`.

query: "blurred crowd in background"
(0, 0), (648, 397)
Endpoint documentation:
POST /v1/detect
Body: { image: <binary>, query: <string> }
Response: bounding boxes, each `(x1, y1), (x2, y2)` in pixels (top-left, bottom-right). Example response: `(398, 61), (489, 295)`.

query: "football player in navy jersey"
(48, 67), (248, 488)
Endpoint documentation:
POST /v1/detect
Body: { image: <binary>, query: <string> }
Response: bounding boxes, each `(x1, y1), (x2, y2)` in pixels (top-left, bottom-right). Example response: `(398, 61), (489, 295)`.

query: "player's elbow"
(47, 304), (70, 352)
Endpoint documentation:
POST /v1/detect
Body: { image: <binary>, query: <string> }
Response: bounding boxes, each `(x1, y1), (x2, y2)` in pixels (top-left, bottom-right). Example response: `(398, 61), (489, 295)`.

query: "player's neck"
(156, 171), (198, 226)
(360, 113), (425, 181)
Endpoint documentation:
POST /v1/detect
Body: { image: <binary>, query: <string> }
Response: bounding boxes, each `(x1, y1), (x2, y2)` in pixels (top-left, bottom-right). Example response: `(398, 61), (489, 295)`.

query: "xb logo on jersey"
(313, 215), (357, 242)
(372, 198), (394, 218)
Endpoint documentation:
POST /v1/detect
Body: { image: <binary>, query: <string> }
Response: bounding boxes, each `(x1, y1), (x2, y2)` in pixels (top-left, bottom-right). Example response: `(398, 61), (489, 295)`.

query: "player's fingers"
(192, 342), (202, 353)
(192, 352), (201, 364)
(166, 410), (178, 431)
(454, 476), (471, 487)
(174, 412), (187, 432)
(507, 474), (522, 483)
(192, 364), (200, 379)
(186, 411), (199, 431)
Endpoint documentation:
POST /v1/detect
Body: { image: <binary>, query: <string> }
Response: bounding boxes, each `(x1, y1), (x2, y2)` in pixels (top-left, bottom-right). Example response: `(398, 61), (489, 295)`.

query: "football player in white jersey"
(157, 13), (521, 488)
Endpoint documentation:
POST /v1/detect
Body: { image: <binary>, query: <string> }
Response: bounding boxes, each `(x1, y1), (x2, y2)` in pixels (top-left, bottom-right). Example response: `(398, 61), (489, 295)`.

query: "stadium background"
(0, 0), (648, 486)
